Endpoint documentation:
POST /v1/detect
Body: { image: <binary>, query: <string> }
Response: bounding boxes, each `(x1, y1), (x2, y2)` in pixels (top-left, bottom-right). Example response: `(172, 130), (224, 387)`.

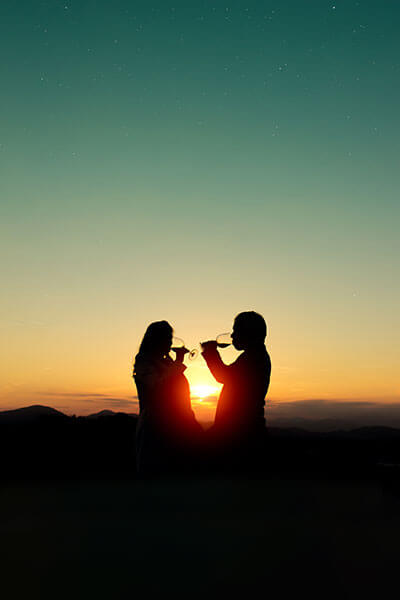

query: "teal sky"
(1, 1), (399, 414)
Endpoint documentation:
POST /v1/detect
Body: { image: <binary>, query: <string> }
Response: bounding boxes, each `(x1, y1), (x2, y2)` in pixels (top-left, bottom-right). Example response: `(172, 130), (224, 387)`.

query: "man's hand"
(200, 340), (218, 352)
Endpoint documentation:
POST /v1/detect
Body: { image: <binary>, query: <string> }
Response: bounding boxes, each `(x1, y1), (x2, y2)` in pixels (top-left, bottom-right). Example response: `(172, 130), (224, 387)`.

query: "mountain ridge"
(1, 405), (400, 438)
(0, 405), (68, 423)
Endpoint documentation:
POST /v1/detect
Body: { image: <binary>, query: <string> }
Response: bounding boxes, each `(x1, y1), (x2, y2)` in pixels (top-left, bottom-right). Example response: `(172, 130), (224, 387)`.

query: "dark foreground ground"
(2, 410), (400, 598)
(1, 475), (400, 600)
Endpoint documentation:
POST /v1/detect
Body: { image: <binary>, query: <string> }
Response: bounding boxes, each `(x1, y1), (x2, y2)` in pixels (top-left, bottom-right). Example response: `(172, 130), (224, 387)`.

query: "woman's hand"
(172, 347), (190, 363)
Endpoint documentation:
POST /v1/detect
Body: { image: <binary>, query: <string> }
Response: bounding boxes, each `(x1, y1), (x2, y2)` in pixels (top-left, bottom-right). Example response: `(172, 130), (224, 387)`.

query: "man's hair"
(234, 311), (267, 342)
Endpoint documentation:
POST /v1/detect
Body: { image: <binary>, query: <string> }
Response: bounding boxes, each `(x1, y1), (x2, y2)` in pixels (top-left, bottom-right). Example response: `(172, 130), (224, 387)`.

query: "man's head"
(231, 311), (267, 350)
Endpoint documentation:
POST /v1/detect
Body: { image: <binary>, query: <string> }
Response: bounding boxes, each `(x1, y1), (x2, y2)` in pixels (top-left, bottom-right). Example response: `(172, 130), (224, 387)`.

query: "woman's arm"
(134, 357), (186, 389)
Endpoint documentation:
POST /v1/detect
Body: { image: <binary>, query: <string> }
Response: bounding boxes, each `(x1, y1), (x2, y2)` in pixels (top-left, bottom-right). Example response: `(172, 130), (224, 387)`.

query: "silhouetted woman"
(133, 321), (203, 476)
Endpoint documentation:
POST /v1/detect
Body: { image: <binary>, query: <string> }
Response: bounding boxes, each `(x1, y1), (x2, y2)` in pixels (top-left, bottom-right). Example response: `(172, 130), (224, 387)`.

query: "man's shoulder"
(242, 346), (270, 361)
(236, 348), (271, 371)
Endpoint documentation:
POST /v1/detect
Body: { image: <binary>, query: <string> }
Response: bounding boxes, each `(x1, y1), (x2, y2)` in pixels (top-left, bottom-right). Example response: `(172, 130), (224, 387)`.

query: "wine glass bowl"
(171, 337), (185, 351)
(170, 337), (198, 361)
(216, 332), (233, 348)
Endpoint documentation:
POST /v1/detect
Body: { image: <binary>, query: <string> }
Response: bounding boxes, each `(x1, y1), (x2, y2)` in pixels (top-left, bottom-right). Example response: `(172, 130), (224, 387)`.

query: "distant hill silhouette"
(340, 426), (400, 441)
(0, 405), (137, 480)
(87, 409), (137, 419)
(270, 416), (358, 432)
(0, 405), (68, 424)
(268, 424), (400, 441)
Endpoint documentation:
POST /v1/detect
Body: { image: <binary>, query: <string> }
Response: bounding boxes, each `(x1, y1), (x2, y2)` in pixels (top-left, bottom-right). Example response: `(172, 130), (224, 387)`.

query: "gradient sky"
(1, 0), (399, 421)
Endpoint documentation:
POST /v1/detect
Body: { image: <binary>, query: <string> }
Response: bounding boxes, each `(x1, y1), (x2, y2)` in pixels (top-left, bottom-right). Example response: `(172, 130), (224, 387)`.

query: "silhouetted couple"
(133, 311), (271, 477)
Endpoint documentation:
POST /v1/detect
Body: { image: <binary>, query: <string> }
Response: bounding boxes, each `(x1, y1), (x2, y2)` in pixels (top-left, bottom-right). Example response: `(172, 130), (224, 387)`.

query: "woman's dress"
(133, 354), (202, 475)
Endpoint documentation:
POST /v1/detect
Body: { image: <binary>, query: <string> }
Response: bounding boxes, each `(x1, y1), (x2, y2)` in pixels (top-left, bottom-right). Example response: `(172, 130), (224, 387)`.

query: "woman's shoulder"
(134, 354), (159, 378)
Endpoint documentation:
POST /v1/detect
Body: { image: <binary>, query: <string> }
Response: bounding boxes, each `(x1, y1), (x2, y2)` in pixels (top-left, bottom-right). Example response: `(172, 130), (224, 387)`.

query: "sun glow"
(190, 383), (220, 400)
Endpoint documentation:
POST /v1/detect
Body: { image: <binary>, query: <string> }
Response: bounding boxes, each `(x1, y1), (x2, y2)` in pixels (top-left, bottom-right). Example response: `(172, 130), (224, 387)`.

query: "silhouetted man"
(201, 311), (271, 471)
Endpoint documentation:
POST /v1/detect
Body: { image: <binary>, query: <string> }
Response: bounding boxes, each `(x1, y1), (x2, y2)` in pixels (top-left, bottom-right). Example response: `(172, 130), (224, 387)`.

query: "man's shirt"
(203, 344), (271, 439)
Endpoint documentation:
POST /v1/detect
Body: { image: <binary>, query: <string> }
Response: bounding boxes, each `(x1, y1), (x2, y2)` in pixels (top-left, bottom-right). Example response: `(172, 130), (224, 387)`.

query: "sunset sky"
(1, 1), (399, 423)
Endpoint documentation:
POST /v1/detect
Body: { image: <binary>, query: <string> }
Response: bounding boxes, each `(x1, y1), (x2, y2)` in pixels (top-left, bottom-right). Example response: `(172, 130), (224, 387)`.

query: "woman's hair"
(137, 320), (173, 356)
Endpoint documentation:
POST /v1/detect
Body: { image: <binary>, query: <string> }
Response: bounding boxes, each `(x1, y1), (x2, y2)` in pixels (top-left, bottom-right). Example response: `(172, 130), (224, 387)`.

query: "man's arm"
(201, 344), (231, 383)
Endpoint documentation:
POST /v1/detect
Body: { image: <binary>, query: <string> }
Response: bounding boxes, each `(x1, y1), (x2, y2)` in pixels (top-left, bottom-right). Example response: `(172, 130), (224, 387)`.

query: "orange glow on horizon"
(190, 383), (220, 399)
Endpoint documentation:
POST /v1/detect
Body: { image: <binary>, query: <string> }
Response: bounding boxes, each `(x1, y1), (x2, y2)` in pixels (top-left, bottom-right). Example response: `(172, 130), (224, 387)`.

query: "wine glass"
(171, 337), (198, 360)
(216, 332), (233, 348)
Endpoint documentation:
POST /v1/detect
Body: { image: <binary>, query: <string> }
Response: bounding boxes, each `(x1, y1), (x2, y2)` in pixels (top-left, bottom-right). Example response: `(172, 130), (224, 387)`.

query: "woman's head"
(138, 320), (173, 358)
